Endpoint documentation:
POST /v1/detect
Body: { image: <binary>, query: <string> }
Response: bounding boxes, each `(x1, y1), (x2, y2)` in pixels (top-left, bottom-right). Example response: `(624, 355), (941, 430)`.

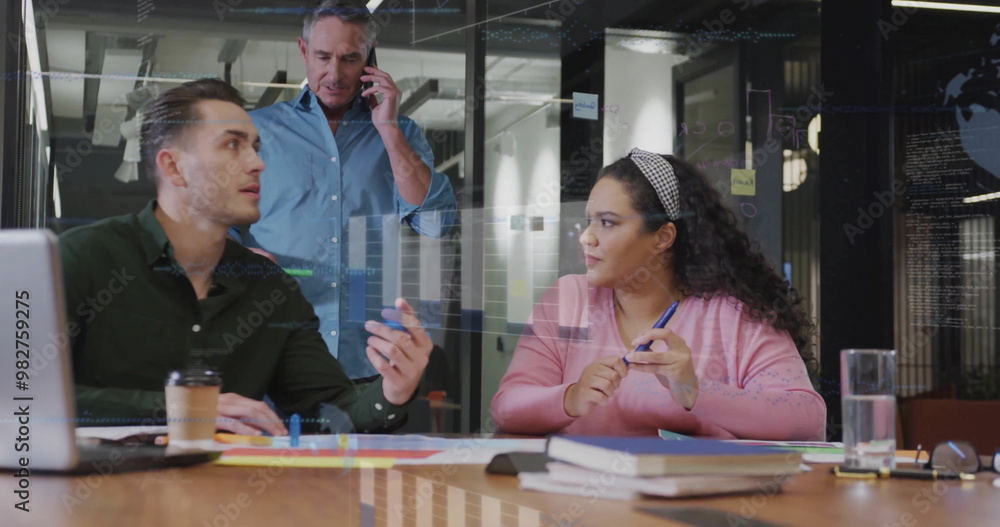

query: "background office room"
(1, 0), (998, 448)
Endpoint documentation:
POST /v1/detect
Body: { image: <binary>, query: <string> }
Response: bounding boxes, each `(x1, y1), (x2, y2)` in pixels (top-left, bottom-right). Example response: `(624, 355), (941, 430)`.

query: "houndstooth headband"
(627, 148), (680, 221)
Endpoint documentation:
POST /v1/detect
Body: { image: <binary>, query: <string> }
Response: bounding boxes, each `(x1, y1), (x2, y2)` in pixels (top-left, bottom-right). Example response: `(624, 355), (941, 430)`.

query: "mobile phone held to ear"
(361, 47), (378, 110)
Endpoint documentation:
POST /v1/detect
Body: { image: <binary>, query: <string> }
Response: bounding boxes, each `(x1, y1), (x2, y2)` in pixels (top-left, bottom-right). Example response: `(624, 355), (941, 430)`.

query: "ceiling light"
(53, 160), (62, 219)
(684, 90), (717, 106)
(606, 28), (674, 55)
(808, 115), (821, 154)
(114, 117), (142, 183)
(621, 38), (671, 54)
(783, 150), (808, 192)
(93, 49), (144, 147)
(892, 1), (1000, 14)
(42, 72), (204, 84)
(366, 0), (384, 11)
(242, 81), (302, 89)
(23, 2), (48, 132)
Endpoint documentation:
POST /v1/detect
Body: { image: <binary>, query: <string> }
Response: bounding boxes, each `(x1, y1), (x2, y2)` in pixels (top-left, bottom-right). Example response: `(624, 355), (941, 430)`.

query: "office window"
(891, 7), (1000, 400)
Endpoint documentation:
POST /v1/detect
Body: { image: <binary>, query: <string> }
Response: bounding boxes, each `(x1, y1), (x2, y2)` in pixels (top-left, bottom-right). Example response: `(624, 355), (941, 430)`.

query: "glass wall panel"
(477, 4), (562, 427)
(11, 0), (838, 435)
(31, 0), (472, 432)
(891, 8), (1000, 400)
(480, 1), (823, 430)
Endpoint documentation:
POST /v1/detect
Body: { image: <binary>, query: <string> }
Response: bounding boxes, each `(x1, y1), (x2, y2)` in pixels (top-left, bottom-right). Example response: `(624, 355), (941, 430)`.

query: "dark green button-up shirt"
(60, 201), (407, 432)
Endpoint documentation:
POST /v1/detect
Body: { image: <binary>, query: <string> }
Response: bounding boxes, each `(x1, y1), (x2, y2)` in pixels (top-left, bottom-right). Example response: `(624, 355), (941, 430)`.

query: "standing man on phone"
(241, 1), (456, 379)
(63, 78), (433, 434)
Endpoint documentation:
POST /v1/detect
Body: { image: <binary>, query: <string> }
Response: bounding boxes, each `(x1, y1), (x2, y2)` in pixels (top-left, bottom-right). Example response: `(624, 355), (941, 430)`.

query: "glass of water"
(841, 349), (897, 469)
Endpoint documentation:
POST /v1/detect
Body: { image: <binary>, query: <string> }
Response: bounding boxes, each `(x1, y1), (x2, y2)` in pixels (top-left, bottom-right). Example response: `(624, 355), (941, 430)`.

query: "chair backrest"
(900, 399), (1000, 454)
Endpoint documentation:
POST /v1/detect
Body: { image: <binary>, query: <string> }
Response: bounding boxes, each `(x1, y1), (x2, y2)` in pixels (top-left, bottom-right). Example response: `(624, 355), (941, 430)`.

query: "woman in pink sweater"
(491, 149), (826, 439)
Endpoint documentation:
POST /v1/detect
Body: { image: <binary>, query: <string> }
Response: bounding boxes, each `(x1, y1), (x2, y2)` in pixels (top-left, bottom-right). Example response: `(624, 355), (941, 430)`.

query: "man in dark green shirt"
(61, 79), (432, 434)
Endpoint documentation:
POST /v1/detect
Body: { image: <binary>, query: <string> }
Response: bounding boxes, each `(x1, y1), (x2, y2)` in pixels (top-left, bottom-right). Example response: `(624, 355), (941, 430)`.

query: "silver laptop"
(0, 229), (218, 474)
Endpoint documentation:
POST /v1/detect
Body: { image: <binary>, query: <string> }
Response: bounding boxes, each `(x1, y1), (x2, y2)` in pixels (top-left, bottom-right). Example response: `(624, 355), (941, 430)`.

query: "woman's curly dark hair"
(598, 154), (819, 380)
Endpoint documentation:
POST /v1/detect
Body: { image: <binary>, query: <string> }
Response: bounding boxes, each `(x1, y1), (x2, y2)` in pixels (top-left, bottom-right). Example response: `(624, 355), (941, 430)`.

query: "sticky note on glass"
(509, 279), (527, 297)
(510, 214), (525, 231)
(573, 92), (599, 120)
(731, 169), (756, 196)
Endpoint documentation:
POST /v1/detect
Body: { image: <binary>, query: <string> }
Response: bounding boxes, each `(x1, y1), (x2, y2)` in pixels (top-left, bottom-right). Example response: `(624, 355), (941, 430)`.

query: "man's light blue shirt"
(245, 88), (456, 378)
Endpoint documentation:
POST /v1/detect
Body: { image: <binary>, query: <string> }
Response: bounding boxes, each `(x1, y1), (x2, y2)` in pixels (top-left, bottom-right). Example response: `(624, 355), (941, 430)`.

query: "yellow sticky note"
(509, 279), (527, 297)
(731, 169), (756, 196)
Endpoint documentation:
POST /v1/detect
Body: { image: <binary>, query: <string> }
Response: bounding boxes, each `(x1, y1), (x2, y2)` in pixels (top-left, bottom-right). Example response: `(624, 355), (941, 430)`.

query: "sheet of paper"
(801, 454), (924, 465)
(263, 434), (542, 452)
(75, 425), (168, 441)
(213, 435), (547, 466)
(726, 439), (844, 449)
(75, 430), (547, 466)
(803, 453), (845, 463)
(658, 430), (694, 441)
(216, 455), (395, 469)
(394, 438), (548, 465)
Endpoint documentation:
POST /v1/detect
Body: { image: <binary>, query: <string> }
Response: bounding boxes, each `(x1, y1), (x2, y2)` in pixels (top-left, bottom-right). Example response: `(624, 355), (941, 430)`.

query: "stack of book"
(519, 436), (804, 500)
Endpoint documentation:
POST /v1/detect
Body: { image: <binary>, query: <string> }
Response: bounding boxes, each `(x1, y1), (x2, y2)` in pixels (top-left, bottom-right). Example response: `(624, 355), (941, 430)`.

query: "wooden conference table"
(8, 451), (1000, 526)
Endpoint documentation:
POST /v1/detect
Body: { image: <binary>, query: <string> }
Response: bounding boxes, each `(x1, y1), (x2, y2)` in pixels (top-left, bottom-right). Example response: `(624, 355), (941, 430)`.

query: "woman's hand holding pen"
(563, 356), (629, 417)
(624, 330), (699, 410)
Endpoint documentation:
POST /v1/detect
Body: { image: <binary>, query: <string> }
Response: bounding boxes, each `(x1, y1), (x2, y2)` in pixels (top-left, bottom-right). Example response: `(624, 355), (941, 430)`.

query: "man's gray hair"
(302, 1), (378, 51)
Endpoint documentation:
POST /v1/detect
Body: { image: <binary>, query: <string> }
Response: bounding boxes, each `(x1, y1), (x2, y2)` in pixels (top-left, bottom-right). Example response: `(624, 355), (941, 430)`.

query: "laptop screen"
(0, 229), (80, 471)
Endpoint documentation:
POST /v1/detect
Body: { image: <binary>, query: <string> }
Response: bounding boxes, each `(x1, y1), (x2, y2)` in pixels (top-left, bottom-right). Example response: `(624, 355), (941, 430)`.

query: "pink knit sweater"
(490, 275), (827, 439)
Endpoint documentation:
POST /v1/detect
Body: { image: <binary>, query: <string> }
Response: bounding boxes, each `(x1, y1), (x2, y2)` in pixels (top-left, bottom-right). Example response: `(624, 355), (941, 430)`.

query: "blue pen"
(623, 300), (680, 366)
(289, 413), (301, 447)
